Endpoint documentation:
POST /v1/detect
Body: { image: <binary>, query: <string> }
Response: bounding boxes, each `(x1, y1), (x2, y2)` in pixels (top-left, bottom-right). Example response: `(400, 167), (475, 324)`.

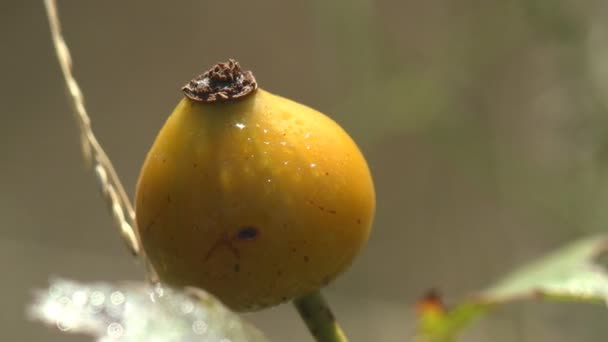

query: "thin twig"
(43, 0), (140, 257)
(293, 290), (349, 342)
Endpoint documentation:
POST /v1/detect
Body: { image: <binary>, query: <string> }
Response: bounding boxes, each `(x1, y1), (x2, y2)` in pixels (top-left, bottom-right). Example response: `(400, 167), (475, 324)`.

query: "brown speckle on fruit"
(236, 226), (259, 240)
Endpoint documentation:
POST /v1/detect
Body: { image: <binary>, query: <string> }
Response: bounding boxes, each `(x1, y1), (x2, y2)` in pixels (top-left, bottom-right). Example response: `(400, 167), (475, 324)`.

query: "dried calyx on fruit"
(135, 59), (375, 311)
(182, 59), (257, 103)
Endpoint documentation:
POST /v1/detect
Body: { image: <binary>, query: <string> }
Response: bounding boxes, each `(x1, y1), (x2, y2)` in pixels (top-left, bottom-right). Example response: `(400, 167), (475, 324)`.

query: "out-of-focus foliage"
(28, 279), (267, 342)
(484, 234), (608, 302)
(417, 235), (608, 341)
(416, 292), (487, 342)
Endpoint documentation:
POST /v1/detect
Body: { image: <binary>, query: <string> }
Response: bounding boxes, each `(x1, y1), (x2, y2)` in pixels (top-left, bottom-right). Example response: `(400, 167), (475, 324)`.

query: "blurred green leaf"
(522, 0), (586, 43)
(417, 234), (608, 342)
(484, 234), (608, 302)
(416, 293), (488, 342)
(28, 279), (267, 342)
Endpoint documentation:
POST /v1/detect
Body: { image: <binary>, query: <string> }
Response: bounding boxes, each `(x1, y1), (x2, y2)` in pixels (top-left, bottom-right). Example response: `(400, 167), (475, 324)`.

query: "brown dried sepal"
(182, 59), (258, 103)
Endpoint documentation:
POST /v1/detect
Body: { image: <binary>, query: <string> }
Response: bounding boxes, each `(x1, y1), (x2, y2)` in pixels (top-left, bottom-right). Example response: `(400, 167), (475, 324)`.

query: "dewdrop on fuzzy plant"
(135, 59), (375, 311)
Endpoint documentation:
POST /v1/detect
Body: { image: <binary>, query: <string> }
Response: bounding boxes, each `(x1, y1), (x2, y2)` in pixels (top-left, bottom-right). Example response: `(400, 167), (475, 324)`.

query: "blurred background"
(3, 0), (608, 341)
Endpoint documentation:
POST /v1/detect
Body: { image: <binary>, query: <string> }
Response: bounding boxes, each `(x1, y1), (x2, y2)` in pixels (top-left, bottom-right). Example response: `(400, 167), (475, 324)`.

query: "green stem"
(293, 290), (349, 342)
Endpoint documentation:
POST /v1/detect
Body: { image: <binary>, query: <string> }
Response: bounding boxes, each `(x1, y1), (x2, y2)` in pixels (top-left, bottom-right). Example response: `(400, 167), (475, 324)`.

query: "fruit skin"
(135, 88), (375, 311)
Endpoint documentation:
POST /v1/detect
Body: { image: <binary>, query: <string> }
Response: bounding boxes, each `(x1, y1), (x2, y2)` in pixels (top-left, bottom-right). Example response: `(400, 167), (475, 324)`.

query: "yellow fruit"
(135, 60), (375, 311)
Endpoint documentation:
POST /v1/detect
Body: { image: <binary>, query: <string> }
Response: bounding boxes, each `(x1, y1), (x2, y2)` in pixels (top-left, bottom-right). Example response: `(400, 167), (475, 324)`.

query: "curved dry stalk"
(43, 0), (141, 258)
